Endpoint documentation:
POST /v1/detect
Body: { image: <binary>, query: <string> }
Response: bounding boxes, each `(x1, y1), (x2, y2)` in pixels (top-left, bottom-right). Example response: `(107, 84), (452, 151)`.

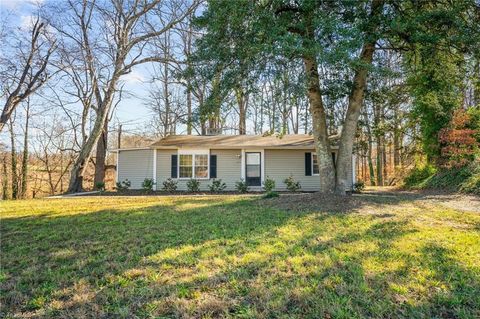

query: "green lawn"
(1, 194), (479, 318)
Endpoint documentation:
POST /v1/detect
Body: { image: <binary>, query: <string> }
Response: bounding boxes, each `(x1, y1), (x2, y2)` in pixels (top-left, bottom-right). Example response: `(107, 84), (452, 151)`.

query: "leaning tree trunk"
(0, 100), (16, 133)
(303, 55), (335, 193)
(68, 94), (115, 193)
(335, 42), (376, 194)
(93, 120), (108, 187)
(334, 0), (383, 195)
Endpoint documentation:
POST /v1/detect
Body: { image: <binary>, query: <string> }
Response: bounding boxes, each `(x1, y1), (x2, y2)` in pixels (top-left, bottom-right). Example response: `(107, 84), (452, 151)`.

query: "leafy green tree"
(407, 48), (464, 162)
(195, 0), (386, 194)
(194, 0), (479, 194)
(395, 0), (480, 163)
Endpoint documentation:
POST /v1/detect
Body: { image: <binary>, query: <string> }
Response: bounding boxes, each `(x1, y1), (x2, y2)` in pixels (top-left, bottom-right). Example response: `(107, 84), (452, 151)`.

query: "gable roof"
(150, 134), (340, 149)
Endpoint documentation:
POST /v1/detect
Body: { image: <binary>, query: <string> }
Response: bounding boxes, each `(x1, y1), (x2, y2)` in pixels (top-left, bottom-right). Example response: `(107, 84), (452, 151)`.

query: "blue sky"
(0, 0), (156, 138)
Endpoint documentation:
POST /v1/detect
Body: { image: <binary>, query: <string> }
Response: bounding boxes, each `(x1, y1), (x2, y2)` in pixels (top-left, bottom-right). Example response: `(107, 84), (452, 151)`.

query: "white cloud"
(122, 69), (146, 84)
(1, 0), (44, 10)
(20, 14), (37, 30)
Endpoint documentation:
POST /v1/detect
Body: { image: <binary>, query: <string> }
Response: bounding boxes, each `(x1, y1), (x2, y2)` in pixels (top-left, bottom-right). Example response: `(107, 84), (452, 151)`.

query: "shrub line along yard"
(1, 191), (479, 318)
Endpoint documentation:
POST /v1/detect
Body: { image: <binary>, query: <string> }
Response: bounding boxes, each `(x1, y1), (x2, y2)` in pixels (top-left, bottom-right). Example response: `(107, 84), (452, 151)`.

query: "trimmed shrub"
(235, 179), (248, 193)
(187, 179), (200, 192)
(263, 176), (275, 192)
(115, 179), (131, 192)
(263, 191), (279, 199)
(95, 182), (105, 192)
(283, 175), (301, 192)
(162, 178), (177, 192)
(142, 178), (156, 193)
(353, 181), (365, 193)
(208, 179), (227, 193)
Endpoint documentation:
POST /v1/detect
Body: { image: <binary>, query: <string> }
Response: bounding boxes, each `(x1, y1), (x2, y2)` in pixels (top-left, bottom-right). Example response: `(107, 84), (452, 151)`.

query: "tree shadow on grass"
(2, 195), (479, 318)
(117, 216), (477, 319)
(263, 189), (478, 215)
(1, 197), (308, 317)
(410, 244), (480, 318)
(84, 215), (419, 318)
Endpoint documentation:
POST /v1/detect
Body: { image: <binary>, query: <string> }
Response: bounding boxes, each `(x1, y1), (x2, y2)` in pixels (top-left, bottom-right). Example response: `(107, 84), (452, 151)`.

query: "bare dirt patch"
(263, 188), (480, 214)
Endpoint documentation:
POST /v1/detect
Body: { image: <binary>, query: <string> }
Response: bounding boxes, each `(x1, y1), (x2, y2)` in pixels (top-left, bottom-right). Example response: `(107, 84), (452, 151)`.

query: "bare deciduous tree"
(0, 16), (56, 132)
(46, 0), (200, 192)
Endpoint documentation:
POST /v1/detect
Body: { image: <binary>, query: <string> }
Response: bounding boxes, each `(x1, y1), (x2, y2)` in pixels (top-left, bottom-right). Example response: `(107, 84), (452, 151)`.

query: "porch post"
(153, 149), (157, 189)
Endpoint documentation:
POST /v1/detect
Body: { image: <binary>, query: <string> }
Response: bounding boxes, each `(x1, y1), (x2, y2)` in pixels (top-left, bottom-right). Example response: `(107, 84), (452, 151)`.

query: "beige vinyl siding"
(155, 149), (241, 191)
(117, 149), (153, 189)
(265, 149), (320, 191)
(156, 149), (176, 190)
(211, 149), (241, 190)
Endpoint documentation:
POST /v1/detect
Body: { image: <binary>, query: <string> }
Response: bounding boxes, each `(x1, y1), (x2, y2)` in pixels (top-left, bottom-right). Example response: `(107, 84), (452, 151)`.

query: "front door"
(245, 152), (261, 186)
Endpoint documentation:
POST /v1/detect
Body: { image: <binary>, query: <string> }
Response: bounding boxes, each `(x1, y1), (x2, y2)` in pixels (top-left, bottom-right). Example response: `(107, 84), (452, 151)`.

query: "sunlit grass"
(1, 195), (479, 318)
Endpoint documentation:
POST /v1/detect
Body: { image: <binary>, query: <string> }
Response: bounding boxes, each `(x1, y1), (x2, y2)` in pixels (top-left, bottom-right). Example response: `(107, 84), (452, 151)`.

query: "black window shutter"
(305, 152), (312, 176)
(171, 154), (178, 178)
(210, 155), (217, 178)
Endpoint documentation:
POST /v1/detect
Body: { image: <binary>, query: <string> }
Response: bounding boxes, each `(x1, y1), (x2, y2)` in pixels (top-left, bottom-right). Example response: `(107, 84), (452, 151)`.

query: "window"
(178, 153), (209, 179)
(311, 152), (336, 175)
(179, 154), (193, 178)
(312, 153), (319, 175)
(194, 154), (208, 178)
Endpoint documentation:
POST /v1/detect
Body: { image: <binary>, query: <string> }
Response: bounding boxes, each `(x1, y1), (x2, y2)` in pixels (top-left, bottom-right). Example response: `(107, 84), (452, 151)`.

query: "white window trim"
(177, 149), (210, 180)
(152, 149), (157, 187)
(116, 150), (120, 182)
(241, 149), (264, 187)
(312, 152), (319, 176)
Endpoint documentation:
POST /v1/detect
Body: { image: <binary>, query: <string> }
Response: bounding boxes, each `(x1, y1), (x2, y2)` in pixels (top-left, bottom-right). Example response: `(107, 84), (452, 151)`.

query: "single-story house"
(114, 134), (356, 191)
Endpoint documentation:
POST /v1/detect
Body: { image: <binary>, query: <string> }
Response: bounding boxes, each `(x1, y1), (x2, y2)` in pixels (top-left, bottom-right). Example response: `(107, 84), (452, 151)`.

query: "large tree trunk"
(334, 0), (383, 194)
(93, 120), (108, 187)
(68, 94), (114, 193)
(335, 43), (376, 194)
(303, 55), (335, 193)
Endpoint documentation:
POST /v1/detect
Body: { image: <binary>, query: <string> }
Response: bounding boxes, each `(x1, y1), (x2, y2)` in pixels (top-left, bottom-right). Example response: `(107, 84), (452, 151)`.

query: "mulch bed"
(76, 190), (311, 196)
